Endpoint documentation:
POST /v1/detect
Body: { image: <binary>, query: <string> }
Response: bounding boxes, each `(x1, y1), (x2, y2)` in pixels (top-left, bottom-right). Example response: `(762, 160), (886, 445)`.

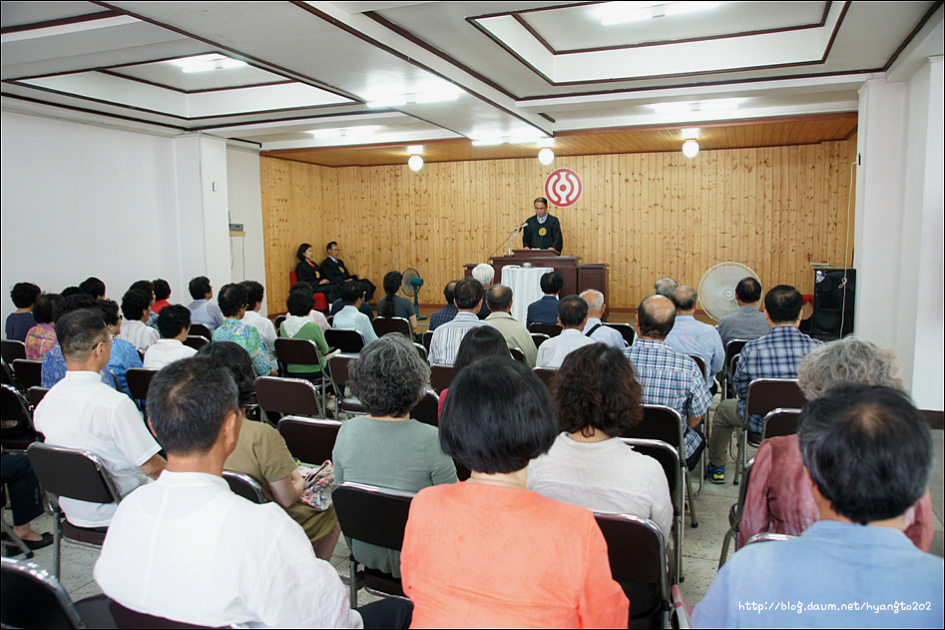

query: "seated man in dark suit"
(330, 280), (374, 320)
(526, 271), (563, 328)
(321, 241), (376, 300)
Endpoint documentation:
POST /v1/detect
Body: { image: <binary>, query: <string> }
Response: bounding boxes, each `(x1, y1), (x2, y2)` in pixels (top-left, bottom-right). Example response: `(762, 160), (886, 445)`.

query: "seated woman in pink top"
(739, 337), (934, 550)
(401, 356), (628, 629)
(24, 293), (62, 360)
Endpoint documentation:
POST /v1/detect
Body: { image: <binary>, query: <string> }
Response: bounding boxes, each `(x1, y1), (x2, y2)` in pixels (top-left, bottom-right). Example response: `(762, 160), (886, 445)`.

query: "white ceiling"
(1, 1), (941, 156)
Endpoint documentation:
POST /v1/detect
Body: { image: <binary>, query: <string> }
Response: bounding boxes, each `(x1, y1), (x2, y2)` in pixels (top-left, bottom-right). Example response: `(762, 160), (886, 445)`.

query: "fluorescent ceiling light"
(538, 138), (556, 148)
(367, 95), (408, 108)
(415, 87), (461, 104)
(343, 125), (378, 138)
(599, 1), (720, 25)
(681, 128), (701, 139)
(169, 54), (247, 74)
(310, 128), (342, 139)
(406, 145), (424, 154)
(698, 98), (744, 112)
(664, 2), (719, 17)
(472, 138), (505, 147)
(651, 102), (692, 115)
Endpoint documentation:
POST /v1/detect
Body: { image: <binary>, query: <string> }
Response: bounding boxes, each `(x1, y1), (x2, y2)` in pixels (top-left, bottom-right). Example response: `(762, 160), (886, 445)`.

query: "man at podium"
(522, 197), (563, 254)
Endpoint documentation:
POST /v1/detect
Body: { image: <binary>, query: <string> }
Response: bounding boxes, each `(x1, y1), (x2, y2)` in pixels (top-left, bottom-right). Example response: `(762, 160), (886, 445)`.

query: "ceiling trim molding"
(96, 69), (295, 95)
(0, 91), (186, 131)
(0, 9), (120, 35)
(882, 0), (944, 71)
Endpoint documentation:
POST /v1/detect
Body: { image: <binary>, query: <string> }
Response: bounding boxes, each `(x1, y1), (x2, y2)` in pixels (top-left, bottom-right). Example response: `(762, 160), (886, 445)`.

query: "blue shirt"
(187, 299), (225, 332)
(525, 295), (559, 328)
(212, 319), (271, 377)
(665, 315), (725, 385)
(428, 304), (458, 332)
(41, 344), (115, 390)
(332, 305), (378, 345)
(734, 326), (822, 432)
(693, 520), (944, 628)
(107, 338), (143, 398)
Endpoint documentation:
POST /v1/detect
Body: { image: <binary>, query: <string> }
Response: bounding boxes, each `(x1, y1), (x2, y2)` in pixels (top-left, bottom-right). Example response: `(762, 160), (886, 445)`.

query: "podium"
(464, 250), (606, 297)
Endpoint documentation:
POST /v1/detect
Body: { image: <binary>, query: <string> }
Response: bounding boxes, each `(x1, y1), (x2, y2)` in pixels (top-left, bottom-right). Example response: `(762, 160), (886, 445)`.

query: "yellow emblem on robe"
(339, 267), (345, 273)
(538, 227), (547, 236)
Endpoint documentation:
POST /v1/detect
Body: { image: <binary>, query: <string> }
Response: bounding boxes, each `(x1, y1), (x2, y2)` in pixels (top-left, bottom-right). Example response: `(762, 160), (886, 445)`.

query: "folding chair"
(325, 328), (365, 354)
(183, 335), (210, 351)
(1, 359), (18, 390)
(743, 532), (796, 545)
(735, 379), (805, 484)
(421, 330), (433, 353)
(332, 482), (415, 607)
(413, 342), (428, 363)
(718, 458), (754, 568)
(26, 442), (123, 579)
(528, 322), (561, 337)
(604, 322), (635, 347)
(188, 323), (212, 339)
(509, 347), (526, 363)
(721, 339), (750, 399)
(28, 386), (49, 409)
(11, 360), (42, 390)
(429, 364), (456, 395)
(530, 332), (550, 349)
(2, 384), (41, 452)
(2, 485), (34, 559)
(0, 340), (27, 364)
(327, 353), (367, 418)
(761, 408), (802, 439)
(125, 367), (159, 413)
(412, 389), (440, 427)
(532, 366), (557, 393)
(255, 376), (324, 424)
(277, 416), (342, 465)
(594, 514), (674, 629)
(223, 470), (267, 504)
(372, 317), (412, 339)
(273, 338), (329, 415)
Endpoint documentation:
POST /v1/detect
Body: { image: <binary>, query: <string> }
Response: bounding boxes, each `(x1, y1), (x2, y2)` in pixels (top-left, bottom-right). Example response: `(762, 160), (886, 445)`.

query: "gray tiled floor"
(5, 431), (943, 614)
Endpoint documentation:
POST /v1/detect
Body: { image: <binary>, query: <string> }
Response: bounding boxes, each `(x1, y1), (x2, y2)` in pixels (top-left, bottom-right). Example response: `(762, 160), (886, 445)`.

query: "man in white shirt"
(95, 357), (411, 628)
(240, 280), (279, 371)
(536, 296), (597, 369)
(333, 282), (378, 345)
(143, 305), (197, 369)
(428, 279), (488, 365)
(118, 288), (159, 352)
(34, 309), (165, 527)
(579, 289), (626, 349)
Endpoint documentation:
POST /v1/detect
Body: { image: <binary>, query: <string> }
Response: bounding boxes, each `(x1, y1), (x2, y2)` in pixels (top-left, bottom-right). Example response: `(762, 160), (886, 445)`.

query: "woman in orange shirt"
(401, 356), (629, 629)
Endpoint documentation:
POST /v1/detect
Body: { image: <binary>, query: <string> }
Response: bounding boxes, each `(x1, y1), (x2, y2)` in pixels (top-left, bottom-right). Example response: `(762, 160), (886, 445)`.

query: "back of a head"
(764, 284), (803, 323)
(579, 289), (604, 314)
(286, 288), (315, 316)
(129, 280), (153, 298)
(798, 383), (932, 525)
(472, 263), (495, 287)
(60, 286), (85, 298)
(240, 280), (264, 308)
(381, 271), (402, 317)
(62, 292), (99, 315)
(97, 299), (121, 328)
(11, 282), (41, 309)
(540, 271), (564, 295)
(798, 337), (903, 400)
(454, 326), (509, 373)
(147, 357), (239, 456)
(340, 281), (364, 306)
(485, 285), (512, 312)
(735, 277), (762, 304)
(440, 356), (558, 474)
(32, 293), (63, 324)
(197, 341), (256, 407)
(555, 343), (642, 438)
(637, 295), (676, 339)
(557, 295), (588, 328)
(121, 289), (152, 321)
(454, 278), (484, 310)
(55, 308), (108, 360)
(188, 276), (211, 301)
(217, 283), (247, 318)
(655, 277), (677, 298)
(350, 335), (428, 417)
(152, 279), (171, 301)
(158, 305), (192, 339)
(443, 280), (459, 305)
(670, 286), (698, 312)
(79, 277), (106, 299)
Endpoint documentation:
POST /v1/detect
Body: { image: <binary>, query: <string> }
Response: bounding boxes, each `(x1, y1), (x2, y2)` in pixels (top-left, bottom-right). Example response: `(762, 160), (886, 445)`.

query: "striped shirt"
(428, 312), (487, 366)
(119, 319), (159, 353)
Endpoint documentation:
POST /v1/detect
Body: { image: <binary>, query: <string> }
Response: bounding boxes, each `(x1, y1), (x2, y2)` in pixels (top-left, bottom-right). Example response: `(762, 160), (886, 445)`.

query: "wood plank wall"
(260, 139), (857, 315)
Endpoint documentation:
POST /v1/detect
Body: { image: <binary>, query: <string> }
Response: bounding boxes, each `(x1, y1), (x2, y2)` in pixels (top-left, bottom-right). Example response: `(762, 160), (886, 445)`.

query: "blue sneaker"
(707, 464), (726, 484)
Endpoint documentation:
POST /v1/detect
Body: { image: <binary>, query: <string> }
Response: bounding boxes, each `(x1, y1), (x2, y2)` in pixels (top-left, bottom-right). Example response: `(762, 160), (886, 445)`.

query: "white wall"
(226, 143), (268, 315)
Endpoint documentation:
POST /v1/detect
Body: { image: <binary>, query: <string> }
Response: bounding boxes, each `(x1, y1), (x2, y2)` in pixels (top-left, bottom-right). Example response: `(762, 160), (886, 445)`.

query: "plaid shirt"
(625, 338), (713, 458)
(734, 326), (822, 432)
(428, 304), (458, 332)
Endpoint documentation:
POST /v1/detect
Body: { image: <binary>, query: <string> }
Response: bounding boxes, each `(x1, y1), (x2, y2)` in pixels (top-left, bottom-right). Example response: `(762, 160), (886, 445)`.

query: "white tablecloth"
(501, 266), (554, 324)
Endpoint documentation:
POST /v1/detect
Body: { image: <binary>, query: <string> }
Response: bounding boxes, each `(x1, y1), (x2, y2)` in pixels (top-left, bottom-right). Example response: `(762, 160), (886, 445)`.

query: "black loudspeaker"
(810, 268), (856, 340)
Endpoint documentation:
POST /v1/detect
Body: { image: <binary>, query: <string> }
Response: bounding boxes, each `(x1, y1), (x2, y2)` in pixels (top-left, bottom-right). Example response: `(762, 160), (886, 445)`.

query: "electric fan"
(401, 267), (426, 320)
(697, 262), (760, 321)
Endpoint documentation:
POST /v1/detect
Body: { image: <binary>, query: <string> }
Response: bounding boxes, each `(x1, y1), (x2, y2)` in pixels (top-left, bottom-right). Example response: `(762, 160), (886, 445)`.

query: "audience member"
(24, 293), (62, 360)
(186, 276), (224, 332)
(0, 453), (53, 552)
(290, 281), (330, 331)
(79, 277), (106, 300)
(535, 295), (596, 368)
(240, 280), (278, 372)
(526, 271), (563, 328)
(295, 242), (338, 302)
(654, 277), (677, 298)
(60, 286), (85, 298)
(715, 277), (769, 346)
(333, 335), (456, 578)
(118, 288), (159, 352)
(471, 263), (495, 319)
(484, 284), (538, 367)
(428, 280), (459, 331)
(94, 357), (406, 628)
(665, 286), (724, 387)
(693, 384), (943, 628)
(438, 325), (511, 417)
(739, 337), (933, 550)
(41, 293), (114, 389)
(529, 343), (673, 538)
(151, 278), (172, 314)
(376, 270), (418, 332)
(99, 298), (143, 397)
(330, 280), (375, 320)
(625, 295), (712, 469)
(321, 241), (376, 300)
(6, 282), (40, 342)
(333, 281), (378, 345)
(212, 283), (273, 377)
(144, 305), (196, 369)
(402, 357), (628, 627)
(34, 309), (165, 527)
(279, 289), (330, 377)
(128, 280), (159, 329)
(579, 289), (626, 349)
(707, 285), (822, 483)
(428, 278), (487, 365)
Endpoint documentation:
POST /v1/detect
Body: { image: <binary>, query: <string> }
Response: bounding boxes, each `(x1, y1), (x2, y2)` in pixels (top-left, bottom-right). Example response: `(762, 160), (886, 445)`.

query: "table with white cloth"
(501, 266), (554, 325)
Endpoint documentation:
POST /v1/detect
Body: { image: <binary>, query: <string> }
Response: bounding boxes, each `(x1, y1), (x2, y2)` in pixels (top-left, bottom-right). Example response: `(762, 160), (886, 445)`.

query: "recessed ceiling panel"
(107, 55), (292, 92)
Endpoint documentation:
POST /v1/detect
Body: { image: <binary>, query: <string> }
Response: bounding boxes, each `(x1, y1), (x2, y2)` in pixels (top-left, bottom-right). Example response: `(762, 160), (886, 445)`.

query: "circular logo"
(538, 227), (548, 236)
(544, 168), (583, 208)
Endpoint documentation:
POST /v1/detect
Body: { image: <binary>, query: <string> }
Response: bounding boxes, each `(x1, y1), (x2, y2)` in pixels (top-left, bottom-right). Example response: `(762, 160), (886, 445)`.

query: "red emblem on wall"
(544, 168), (583, 208)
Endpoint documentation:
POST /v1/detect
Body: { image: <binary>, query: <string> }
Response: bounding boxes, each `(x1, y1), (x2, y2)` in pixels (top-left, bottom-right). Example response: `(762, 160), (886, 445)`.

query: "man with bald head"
(625, 295), (712, 468)
(579, 289), (626, 349)
(665, 285), (724, 387)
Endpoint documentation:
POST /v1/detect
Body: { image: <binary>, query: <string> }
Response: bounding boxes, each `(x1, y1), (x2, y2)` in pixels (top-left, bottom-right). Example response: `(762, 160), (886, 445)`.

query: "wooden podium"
(464, 250), (606, 297)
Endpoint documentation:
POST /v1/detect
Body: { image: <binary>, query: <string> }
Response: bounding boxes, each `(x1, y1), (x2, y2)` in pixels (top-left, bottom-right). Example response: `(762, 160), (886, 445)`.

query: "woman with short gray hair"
(332, 334), (457, 579)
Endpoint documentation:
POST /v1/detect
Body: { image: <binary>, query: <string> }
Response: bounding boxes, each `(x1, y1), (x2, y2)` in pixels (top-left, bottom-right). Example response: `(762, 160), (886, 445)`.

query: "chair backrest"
(277, 416), (342, 465)
(2, 384), (40, 451)
(429, 364), (456, 394)
(744, 531), (796, 545)
(532, 367), (557, 392)
(0, 339), (27, 364)
(182, 335), (210, 351)
(746, 379), (806, 417)
(27, 442), (123, 505)
(619, 438), (680, 500)
(413, 342), (428, 363)
(188, 323), (212, 339)
(1, 557), (84, 629)
(688, 354), (708, 380)
(1, 359), (17, 389)
(622, 404), (684, 450)
(761, 408), (802, 439)
(125, 368), (159, 402)
(324, 328), (365, 353)
(28, 386), (50, 408)
(530, 332), (550, 349)
(724, 339), (750, 376)
(921, 409), (944, 431)
(327, 353), (358, 392)
(372, 317), (412, 338)
(222, 470), (267, 504)
(332, 482), (415, 552)
(274, 314), (287, 331)
(508, 347), (526, 363)
(603, 322), (635, 346)
(528, 322), (561, 337)
(421, 330), (433, 352)
(274, 337), (322, 368)
(411, 389), (440, 427)
(11, 359), (42, 390)
(255, 376), (321, 417)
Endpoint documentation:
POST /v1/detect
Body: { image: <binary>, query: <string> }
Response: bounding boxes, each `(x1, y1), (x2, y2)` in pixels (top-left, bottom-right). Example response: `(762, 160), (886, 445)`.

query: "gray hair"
(797, 337), (903, 401)
(580, 289), (604, 313)
(655, 277), (677, 297)
(671, 286), (698, 311)
(349, 334), (430, 417)
(472, 263), (495, 286)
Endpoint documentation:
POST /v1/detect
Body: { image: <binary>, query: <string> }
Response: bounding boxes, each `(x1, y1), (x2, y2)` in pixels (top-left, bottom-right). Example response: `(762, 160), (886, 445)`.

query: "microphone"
(516, 222), (528, 231)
